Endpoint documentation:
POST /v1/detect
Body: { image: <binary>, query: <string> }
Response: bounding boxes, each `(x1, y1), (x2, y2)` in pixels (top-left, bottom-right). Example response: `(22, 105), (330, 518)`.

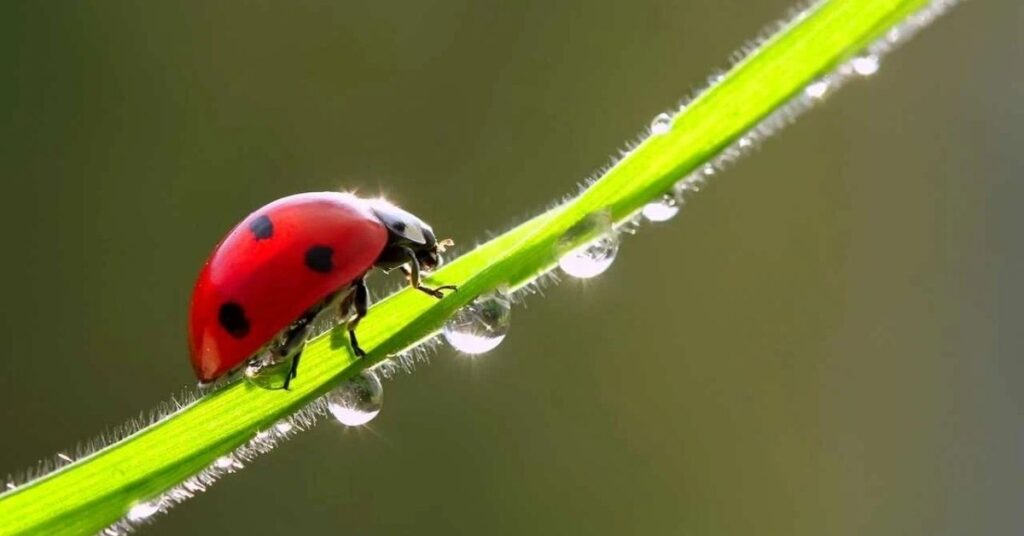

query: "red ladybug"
(189, 192), (455, 388)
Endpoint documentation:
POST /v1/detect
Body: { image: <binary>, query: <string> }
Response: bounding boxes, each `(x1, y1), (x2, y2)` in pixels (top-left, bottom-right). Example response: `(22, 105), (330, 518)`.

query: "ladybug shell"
(188, 192), (388, 382)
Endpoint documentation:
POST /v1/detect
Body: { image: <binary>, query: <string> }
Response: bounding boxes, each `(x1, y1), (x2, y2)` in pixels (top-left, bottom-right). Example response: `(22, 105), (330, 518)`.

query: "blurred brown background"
(2, 1), (1021, 534)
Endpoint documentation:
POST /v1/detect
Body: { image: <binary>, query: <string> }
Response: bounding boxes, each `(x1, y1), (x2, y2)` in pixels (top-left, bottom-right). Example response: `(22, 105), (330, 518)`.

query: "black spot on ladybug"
(249, 215), (274, 240)
(218, 302), (250, 338)
(305, 245), (334, 273)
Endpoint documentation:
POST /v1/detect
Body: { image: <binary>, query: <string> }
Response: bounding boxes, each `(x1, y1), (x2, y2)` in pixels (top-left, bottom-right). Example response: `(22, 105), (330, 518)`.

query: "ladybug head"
(368, 198), (452, 271)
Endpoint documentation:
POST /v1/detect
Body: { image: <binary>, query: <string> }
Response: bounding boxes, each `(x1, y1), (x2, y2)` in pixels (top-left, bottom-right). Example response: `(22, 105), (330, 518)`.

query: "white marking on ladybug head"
(366, 198), (430, 245)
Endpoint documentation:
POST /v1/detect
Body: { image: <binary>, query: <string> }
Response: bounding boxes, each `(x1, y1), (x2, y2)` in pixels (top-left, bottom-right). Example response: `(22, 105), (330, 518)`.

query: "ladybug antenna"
(437, 238), (454, 253)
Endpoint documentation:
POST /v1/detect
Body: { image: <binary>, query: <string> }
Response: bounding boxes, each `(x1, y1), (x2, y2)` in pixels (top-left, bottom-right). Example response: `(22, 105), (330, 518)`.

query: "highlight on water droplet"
(243, 352), (293, 390)
(738, 135), (753, 148)
(443, 289), (512, 354)
(650, 112), (672, 135)
(805, 80), (829, 99)
(851, 54), (880, 76)
(126, 499), (162, 522)
(641, 194), (680, 223)
(327, 370), (383, 427)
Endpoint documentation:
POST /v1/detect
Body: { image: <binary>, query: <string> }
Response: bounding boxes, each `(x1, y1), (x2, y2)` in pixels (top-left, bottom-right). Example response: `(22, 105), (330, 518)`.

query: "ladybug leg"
(401, 247), (457, 299)
(343, 277), (370, 358)
(276, 307), (319, 390)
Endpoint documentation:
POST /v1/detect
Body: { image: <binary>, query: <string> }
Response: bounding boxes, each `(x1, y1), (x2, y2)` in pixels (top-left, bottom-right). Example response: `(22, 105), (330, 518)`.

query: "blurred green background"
(2, 1), (1021, 534)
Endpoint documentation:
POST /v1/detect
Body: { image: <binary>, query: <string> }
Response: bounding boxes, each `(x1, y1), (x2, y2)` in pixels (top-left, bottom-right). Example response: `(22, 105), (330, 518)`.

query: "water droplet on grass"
(444, 290), (512, 354)
(559, 233), (619, 278)
(805, 80), (829, 99)
(642, 194), (680, 222)
(650, 113), (672, 135)
(851, 54), (880, 76)
(557, 211), (619, 278)
(327, 371), (383, 426)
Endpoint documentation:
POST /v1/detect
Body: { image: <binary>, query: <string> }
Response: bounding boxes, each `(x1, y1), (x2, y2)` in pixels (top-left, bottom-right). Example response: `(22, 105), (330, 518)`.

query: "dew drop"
(127, 500), (162, 522)
(559, 232), (620, 278)
(557, 211), (619, 279)
(650, 112), (672, 135)
(244, 353), (293, 390)
(641, 194), (680, 222)
(805, 80), (829, 99)
(738, 136), (753, 148)
(443, 290), (512, 354)
(327, 371), (383, 427)
(851, 55), (880, 76)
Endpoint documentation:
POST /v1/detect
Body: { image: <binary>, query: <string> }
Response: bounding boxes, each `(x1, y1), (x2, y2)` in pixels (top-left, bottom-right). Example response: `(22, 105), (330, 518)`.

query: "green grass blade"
(0, 0), (950, 533)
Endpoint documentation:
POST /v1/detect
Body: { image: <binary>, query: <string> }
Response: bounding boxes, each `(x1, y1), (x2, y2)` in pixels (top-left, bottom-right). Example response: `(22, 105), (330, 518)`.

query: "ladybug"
(188, 192), (455, 389)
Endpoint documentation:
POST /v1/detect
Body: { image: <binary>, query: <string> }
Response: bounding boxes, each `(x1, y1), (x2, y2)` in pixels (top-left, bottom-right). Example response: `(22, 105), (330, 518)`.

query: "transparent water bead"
(650, 112), (672, 135)
(244, 352), (293, 390)
(126, 500), (162, 522)
(443, 290), (512, 354)
(559, 232), (620, 279)
(327, 370), (383, 426)
(557, 211), (619, 279)
(805, 80), (829, 99)
(641, 194), (679, 223)
(851, 55), (880, 76)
